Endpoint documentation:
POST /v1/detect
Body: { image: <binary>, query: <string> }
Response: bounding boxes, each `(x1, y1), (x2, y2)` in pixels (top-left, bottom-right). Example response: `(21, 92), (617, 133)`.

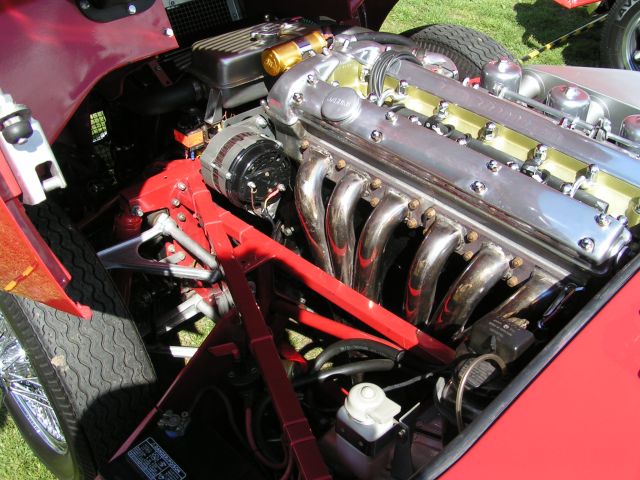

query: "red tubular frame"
(118, 159), (454, 478)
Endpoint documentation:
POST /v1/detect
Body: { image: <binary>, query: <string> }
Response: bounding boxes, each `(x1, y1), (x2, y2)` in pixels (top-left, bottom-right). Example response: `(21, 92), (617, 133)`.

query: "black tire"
(600, 0), (640, 69)
(407, 24), (515, 79)
(0, 201), (156, 479)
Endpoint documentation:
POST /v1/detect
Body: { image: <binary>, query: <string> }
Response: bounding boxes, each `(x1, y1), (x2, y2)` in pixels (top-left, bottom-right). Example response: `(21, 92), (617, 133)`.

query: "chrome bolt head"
(331, 80), (340, 87)
(255, 116), (268, 128)
(171, 198), (180, 207)
(579, 237), (595, 252)
(131, 205), (143, 217)
(596, 213), (611, 227)
(487, 160), (501, 172)
(409, 115), (420, 124)
(587, 164), (599, 182)
(306, 74), (317, 85)
(127, 4), (137, 14)
(367, 93), (379, 103)
(397, 80), (409, 95)
(292, 92), (304, 105)
(370, 130), (383, 143)
(471, 180), (487, 194)
(177, 213), (187, 222)
(561, 183), (573, 195)
(385, 111), (397, 123)
(532, 144), (548, 165)
(483, 122), (497, 141)
(176, 182), (187, 191)
(617, 215), (629, 226)
(164, 28), (174, 37)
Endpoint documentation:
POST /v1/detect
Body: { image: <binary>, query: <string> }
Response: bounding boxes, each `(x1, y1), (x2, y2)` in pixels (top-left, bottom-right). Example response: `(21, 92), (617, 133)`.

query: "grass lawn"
(0, 1), (603, 478)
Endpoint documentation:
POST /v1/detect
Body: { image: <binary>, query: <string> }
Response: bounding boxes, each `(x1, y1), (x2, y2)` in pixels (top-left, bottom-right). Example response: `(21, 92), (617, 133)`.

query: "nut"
(424, 207), (436, 219)
(506, 276), (519, 288)
(292, 92), (304, 104)
(370, 197), (380, 207)
(370, 178), (382, 190)
(385, 111), (397, 123)
(462, 251), (474, 261)
(408, 199), (420, 210)
(510, 257), (524, 268)
(370, 130), (383, 143)
(596, 213), (611, 227)
(335, 159), (347, 170)
(406, 218), (419, 229)
(465, 231), (478, 243)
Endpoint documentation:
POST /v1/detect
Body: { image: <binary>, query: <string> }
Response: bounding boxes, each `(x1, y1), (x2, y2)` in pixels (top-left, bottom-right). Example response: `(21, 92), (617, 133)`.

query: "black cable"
(188, 386), (247, 449)
(312, 339), (403, 372)
(352, 32), (417, 48)
(368, 50), (421, 97)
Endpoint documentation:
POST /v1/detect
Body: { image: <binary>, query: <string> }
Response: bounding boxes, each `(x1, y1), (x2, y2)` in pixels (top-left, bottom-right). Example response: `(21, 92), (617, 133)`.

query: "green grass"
(382, 0), (602, 66)
(0, 1), (604, 478)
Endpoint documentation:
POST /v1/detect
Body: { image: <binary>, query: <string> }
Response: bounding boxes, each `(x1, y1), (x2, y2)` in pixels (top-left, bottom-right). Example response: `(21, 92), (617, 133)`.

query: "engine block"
(256, 38), (640, 334)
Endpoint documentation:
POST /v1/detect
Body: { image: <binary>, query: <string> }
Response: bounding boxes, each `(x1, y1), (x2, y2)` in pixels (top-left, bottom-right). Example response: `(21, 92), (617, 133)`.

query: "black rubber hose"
(312, 339), (404, 373)
(352, 32), (417, 48)
(125, 80), (203, 116)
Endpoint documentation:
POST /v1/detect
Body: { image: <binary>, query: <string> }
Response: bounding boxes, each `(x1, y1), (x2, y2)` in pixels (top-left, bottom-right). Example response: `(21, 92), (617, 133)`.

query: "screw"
(171, 198), (180, 207)
(127, 4), (137, 14)
(465, 231), (478, 243)
(482, 122), (497, 141)
(370, 178), (382, 190)
(397, 80), (409, 95)
(506, 276), (519, 288)
(471, 181), (487, 194)
(306, 74), (317, 85)
(579, 237), (595, 253)
(510, 257), (524, 268)
(370, 197), (380, 207)
(292, 92), (304, 104)
(463, 251), (474, 261)
(131, 205), (143, 217)
(487, 160), (501, 172)
(177, 182), (187, 191)
(370, 130), (383, 143)
(406, 218), (419, 229)
(164, 27), (174, 37)
(424, 207), (436, 219)
(335, 159), (347, 170)
(385, 111), (397, 123)
(255, 116), (268, 128)
(177, 213), (187, 222)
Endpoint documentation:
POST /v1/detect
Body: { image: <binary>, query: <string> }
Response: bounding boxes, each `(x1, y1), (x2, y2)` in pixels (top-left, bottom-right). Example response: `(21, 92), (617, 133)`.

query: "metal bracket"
(97, 214), (222, 282)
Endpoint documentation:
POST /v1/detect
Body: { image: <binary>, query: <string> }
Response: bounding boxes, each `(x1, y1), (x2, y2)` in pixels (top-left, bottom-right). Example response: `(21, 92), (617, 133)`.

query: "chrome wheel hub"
(0, 310), (67, 454)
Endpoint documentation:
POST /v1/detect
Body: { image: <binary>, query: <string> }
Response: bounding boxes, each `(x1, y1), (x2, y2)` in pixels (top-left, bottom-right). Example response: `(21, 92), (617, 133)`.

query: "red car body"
(0, 1), (639, 478)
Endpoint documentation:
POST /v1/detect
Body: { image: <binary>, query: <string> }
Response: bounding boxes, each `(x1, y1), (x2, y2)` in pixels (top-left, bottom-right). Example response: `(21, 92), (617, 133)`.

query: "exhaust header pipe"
(295, 153), (334, 275)
(326, 172), (367, 286)
(405, 219), (463, 326)
(354, 193), (406, 302)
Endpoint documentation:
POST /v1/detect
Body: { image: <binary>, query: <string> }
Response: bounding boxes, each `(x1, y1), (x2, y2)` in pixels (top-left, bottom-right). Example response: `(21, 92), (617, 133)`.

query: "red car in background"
(555, 0), (640, 69)
(0, 1), (639, 479)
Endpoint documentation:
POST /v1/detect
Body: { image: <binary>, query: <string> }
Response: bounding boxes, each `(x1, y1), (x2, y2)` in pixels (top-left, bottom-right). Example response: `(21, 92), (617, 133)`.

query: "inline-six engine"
(201, 30), (640, 346)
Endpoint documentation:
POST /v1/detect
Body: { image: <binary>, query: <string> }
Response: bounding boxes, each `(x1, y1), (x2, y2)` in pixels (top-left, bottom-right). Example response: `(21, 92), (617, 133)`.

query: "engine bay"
(8, 12), (640, 480)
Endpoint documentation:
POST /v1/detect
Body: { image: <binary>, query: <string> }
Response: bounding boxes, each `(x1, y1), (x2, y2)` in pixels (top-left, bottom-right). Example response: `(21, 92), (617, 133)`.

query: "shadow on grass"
(0, 403), (7, 430)
(514, 0), (602, 66)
